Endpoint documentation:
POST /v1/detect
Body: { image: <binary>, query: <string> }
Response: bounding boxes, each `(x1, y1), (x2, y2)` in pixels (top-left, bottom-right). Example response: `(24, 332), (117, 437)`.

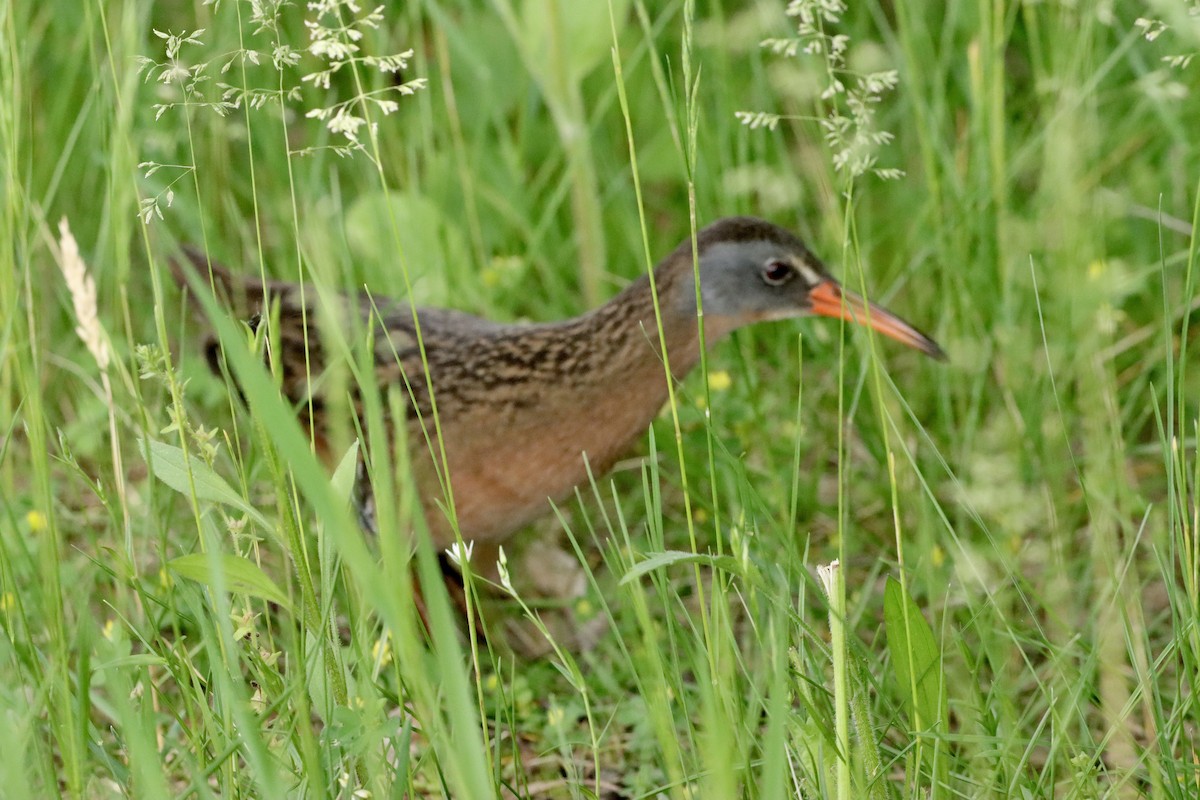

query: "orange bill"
(809, 280), (946, 361)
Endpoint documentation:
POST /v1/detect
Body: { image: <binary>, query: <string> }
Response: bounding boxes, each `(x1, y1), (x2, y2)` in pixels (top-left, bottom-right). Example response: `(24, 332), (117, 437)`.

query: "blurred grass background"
(1, 0), (1198, 797)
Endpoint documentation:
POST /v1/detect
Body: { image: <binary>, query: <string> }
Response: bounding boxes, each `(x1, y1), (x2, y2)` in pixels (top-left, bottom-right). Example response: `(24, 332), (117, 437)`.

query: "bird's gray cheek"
(677, 279), (702, 316)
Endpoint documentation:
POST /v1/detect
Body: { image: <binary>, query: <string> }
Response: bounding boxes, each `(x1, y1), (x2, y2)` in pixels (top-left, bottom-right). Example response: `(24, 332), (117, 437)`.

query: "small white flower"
(309, 36), (357, 60)
(302, 69), (333, 90)
(444, 540), (474, 567)
(396, 78), (427, 95)
(816, 560), (840, 600)
(734, 111), (780, 131)
(326, 108), (365, 141)
(1134, 17), (1168, 42)
(496, 546), (515, 595)
(272, 44), (300, 69)
(307, 0), (339, 15)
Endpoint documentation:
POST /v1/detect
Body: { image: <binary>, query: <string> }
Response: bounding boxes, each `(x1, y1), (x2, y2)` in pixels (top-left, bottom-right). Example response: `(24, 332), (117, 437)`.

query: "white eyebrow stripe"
(794, 258), (820, 286)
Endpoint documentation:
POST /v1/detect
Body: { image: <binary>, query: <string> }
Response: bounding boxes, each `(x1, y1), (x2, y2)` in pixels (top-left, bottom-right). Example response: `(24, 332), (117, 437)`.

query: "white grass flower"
(298, 0), (425, 155)
(764, 38), (800, 57)
(734, 110), (781, 131)
(746, 0), (904, 182)
(496, 546), (515, 595)
(1132, 16), (1197, 79)
(444, 540), (474, 567)
(57, 217), (131, 531)
(308, 32), (358, 61)
(1134, 18), (1168, 42)
(308, 0), (354, 15)
(861, 69), (899, 95)
(302, 68), (334, 91)
(816, 559), (840, 600)
(367, 50), (413, 73)
(325, 107), (366, 141)
(56, 218), (110, 372)
(394, 77), (427, 96)
(153, 28), (205, 61)
(272, 44), (301, 70)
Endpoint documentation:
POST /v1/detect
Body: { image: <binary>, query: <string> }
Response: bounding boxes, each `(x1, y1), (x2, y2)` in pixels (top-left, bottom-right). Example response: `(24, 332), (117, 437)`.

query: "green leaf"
(619, 550), (742, 586)
(884, 576), (949, 788)
(168, 553), (292, 612)
(142, 438), (270, 529)
(519, 0), (632, 83)
(344, 191), (467, 306)
(330, 439), (360, 504)
(93, 654), (168, 672)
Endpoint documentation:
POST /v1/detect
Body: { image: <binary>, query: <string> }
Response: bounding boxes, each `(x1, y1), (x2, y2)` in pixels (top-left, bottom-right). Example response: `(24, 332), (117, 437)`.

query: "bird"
(174, 216), (944, 568)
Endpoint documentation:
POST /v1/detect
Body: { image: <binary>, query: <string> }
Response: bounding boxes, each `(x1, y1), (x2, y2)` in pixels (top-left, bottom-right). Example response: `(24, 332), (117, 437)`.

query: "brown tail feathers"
(170, 247), (335, 425)
(170, 245), (270, 318)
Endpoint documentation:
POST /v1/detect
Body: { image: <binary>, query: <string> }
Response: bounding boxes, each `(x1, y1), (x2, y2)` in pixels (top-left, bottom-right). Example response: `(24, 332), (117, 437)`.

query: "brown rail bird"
(175, 217), (943, 560)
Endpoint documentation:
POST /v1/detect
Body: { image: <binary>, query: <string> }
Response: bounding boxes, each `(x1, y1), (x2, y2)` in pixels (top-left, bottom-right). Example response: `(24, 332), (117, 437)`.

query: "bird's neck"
(579, 255), (736, 381)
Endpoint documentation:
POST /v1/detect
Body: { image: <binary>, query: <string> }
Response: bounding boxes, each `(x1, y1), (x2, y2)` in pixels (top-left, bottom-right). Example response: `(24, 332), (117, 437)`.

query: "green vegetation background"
(0, 0), (1197, 797)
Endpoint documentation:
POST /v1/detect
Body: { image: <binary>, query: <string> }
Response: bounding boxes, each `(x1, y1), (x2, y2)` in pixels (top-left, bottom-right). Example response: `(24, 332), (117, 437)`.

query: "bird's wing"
(171, 247), (328, 408)
(171, 244), (297, 317)
(368, 304), (520, 420)
(171, 247), (518, 425)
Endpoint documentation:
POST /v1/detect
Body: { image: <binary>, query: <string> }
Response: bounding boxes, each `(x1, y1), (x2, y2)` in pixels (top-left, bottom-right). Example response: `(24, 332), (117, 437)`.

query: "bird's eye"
(761, 259), (794, 286)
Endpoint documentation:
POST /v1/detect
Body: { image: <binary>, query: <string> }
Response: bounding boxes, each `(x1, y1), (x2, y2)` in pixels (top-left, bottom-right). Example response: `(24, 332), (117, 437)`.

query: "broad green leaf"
(884, 576), (949, 788)
(168, 553), (292, 612)
(344, 191), (468, 307)
(520, 0), (632, 83)
(142, 438), (270, 529)
(330, 439), (360, 504)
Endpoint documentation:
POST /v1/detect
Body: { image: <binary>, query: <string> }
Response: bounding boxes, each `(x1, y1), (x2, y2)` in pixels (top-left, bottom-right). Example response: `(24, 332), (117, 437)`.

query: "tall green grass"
(1, 0), (1197, 796)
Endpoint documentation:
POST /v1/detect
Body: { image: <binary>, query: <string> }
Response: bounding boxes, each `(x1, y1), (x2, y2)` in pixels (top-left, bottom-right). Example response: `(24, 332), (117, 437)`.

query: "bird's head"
(673, 217), (945, 360)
